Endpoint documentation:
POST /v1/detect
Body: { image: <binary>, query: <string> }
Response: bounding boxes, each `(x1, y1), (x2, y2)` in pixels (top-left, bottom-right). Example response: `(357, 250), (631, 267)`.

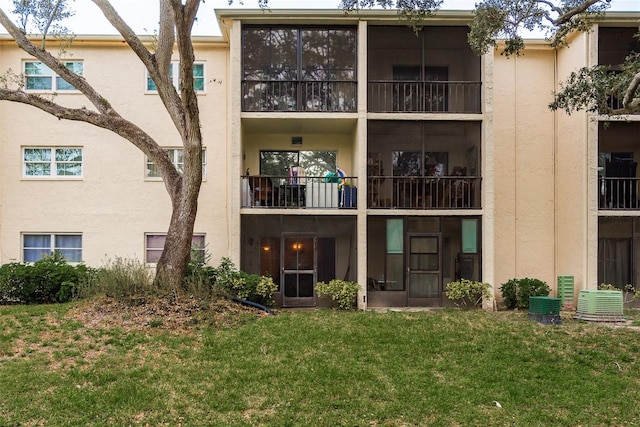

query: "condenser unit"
(528, 296), (562, 325)
(574, 290), (624, 322)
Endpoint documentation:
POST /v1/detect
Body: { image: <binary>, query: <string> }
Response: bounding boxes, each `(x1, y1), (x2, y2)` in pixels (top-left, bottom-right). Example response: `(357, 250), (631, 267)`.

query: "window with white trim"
(145, 233), (205, 263)
(23, 147), (83, 178)
(23, 233), (82, 262)
(146, 62), (205, 93)
(146, 148), (206, 179)
(24, 61), (83, 91)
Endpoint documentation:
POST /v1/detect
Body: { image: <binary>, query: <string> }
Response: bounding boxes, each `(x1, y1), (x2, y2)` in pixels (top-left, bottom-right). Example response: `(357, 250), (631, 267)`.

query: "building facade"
(0, 9), (639, 308)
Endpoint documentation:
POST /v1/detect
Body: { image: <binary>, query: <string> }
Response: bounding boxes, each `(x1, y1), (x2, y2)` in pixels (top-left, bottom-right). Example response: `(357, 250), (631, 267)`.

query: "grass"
(1, 303), (640, 426)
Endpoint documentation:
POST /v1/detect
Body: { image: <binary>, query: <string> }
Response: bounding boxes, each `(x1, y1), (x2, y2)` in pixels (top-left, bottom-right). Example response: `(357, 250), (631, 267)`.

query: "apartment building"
(0, 9), (639, 308)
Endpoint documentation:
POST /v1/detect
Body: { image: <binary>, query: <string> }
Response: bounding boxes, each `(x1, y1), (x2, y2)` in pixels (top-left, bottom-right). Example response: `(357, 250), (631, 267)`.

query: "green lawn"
(1, 302), (639, 426)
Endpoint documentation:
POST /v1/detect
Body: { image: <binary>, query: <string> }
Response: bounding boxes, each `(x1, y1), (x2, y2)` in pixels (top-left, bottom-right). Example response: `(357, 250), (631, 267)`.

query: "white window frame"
(145, 233), (205, 264)
(145, 148), (206, 180)
(23, 60), (83, 92)
(22, 147), (83, 179)
(146, 61), (205, 93)
(22, 233), (83, 263)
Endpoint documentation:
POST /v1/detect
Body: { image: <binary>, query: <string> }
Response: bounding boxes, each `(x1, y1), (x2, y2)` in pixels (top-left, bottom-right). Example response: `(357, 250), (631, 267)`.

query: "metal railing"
(599, 177), (640, 209)
(242, 80), (357, 112)
(367, 176), (482, 209)
(241, 175), (359, 209)
(368, 81), (481, 113)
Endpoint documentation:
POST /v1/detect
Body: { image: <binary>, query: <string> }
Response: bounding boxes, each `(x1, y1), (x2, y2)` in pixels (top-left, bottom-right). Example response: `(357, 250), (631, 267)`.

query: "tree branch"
(622, 71), (640, 110)
(553, 0), (604, 25)
(90, 0), (154, 71)
(156, 0), (175, 81)
(0, 7), (115, 116)
(91, 0), (184, 137)
(40, 0), (63, 48)
(0, 87), (182, 191)
(536, 0), (562, 15)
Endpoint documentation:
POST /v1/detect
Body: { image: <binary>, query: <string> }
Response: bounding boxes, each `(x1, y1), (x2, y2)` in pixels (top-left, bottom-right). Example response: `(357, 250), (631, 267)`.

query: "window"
(23, 234), (82, 262)
(23, 147), (83, 178)
(145, 234), (205, 263)
(146, 148), (206, 179)
(24, 61), (83, 91)
(146, 62), (205, 93)
(259, 150), (337, 177)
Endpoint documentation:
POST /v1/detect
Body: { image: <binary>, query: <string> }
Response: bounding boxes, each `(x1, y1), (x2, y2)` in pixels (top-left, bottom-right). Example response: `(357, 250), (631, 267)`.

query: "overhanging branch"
(0, 88), (182, 194)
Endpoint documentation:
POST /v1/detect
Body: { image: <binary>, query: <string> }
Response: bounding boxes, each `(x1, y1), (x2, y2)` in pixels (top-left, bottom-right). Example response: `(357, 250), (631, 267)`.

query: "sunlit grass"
(1, 304), (639, 426)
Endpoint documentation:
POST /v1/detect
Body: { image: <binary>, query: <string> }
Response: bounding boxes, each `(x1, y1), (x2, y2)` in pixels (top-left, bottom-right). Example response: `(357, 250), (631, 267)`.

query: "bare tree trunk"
(155, 185), (199, 289)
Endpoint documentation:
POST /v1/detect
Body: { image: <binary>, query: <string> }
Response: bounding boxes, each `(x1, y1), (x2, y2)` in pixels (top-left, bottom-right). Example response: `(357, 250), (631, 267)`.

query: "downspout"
(514, 55), (519, 276)
(553, 46), (559, 295)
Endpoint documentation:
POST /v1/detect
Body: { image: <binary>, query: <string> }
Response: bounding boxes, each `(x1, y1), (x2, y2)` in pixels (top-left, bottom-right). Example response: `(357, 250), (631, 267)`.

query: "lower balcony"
(368, 176), (481, 209)
(599, 177), (640, 210)
(241, 175), (481, 210)
(242, 175), (359, 209)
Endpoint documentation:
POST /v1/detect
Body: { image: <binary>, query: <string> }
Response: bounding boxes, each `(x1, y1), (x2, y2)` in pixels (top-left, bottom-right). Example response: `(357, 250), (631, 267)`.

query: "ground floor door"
(282, 233), (317, 307)
(407, 233), (442, 306)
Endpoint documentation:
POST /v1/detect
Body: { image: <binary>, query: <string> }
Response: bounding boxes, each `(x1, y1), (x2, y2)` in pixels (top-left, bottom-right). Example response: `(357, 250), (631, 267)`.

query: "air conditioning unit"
(574, 290), (624, 322)
(528, 296), (562, 324)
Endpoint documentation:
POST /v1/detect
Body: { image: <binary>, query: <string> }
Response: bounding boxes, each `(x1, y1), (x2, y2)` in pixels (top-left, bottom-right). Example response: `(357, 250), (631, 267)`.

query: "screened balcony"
(598, 122), (640, 210)
(368, 121), (482, 210)
(368, 26), (481, 114)
(242, 26), (357, 113)
(368, 80), (481, 113)
(368, 176), (481, 209)
(242, 80), (356, 112)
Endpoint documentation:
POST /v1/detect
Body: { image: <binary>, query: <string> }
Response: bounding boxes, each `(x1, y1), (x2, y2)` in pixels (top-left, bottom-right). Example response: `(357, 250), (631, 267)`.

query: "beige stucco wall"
(0, 37), (230, 267)
(555, 32), (591, 293)
(493, 47), (557, 291)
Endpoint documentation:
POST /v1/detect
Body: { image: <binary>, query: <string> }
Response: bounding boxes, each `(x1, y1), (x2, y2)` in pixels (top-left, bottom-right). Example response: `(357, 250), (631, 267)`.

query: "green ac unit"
(529, 296), (561, 315)
(529, 296), (562, 324)
(574, 290), (624, 322)
(557, 275), (574, 307)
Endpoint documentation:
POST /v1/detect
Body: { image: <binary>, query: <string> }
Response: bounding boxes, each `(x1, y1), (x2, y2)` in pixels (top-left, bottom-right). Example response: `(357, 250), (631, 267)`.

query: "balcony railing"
(368, 176), (482, 209)
(368, 81), (481, 113)
(599, 177), (640, 209)
(242, 175), (359, 209)
(242, 80), (357, 112)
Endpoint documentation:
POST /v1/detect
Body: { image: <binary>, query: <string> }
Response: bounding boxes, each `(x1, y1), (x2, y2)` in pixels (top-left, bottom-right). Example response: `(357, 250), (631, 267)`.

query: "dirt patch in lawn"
(67, 295), (271, 334)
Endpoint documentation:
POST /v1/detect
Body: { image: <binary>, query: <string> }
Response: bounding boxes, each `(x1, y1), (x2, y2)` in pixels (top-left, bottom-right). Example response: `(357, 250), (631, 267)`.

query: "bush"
(598, 283), (640, 304)
(315, 279), (360, 310)
(212, 258), (277, 307)
(500, 277), (550, 309)
(445, 279), (492, 308)
(0, 252), (95, 304)
(76, 257), (154, 300)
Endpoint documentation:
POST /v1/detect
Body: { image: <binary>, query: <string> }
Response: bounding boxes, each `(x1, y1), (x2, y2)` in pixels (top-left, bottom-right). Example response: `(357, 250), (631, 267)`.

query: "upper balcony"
(368, 25), (482, 114)
(242, 80), (356, 112)
(598, 26), (640, 115)
(598, 122), (640, 211)
(242, 26), (357, 113)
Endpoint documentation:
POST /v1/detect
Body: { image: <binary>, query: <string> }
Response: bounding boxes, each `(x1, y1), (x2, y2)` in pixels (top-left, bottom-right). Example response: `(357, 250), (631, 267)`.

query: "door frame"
(281, 232), (317, 307)
(406, 232), (442, 307)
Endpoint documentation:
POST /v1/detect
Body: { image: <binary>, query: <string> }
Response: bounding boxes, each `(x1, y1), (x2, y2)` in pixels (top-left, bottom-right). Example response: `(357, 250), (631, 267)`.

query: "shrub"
(500, 277), (550, 309)
(598, 283), (640, 304)
(315, 279), (360, 310)
(0, 252), (95, 304)
(75, 257), (153, 300)
(212, 258), (277, 307)
(445, 279), (492, 308)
